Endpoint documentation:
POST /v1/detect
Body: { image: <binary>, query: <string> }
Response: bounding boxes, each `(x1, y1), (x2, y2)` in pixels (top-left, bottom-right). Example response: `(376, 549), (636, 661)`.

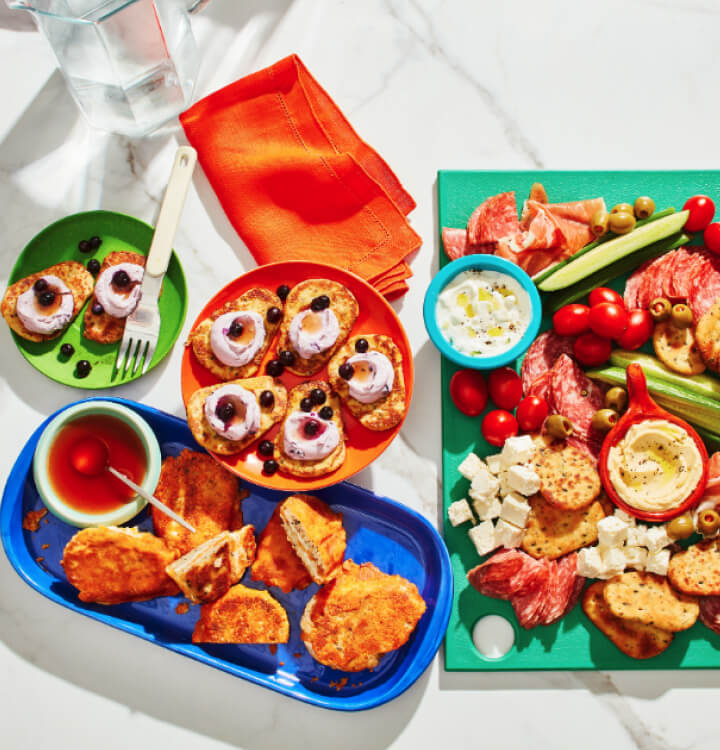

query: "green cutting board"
(439, 170), (720, 670)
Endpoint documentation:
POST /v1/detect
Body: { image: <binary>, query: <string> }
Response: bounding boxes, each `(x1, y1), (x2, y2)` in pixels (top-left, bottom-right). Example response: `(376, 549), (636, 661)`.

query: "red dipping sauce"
(47, 414), (147, 514)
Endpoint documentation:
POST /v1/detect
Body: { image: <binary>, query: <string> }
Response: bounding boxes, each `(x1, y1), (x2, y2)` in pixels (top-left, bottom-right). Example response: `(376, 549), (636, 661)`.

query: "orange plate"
(180, 261), (414, 490)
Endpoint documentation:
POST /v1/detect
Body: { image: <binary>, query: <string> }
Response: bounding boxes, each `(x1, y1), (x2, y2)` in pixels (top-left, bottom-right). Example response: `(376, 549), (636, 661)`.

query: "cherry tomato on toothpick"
(516, 396), (550, 433)
(616, 308), (654, 350)
(482, 410), (519, 447)
(553, 303), (590, 337)
(573, 332), (612, 367)
(488, 367), (523, 411)
(704, 222), (720, 255)
(588, 287), (623, 308)
(449, 369), (488, 416)
(683, 195), (715, 232)
(589, 302), (628, 339)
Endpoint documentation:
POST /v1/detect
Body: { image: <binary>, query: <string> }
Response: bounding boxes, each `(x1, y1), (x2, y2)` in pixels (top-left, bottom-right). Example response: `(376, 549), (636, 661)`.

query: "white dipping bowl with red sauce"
(32, 400), (162, 528)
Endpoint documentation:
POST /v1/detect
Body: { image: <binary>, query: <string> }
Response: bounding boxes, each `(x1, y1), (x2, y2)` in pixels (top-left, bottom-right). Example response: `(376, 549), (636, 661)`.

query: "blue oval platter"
(1, 398), (452, 711)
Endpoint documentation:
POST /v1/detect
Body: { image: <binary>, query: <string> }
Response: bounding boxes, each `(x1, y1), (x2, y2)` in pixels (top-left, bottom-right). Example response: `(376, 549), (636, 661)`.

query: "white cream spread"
(346, 351), (394, 404)
(288, 308), (339, 359)
(16, 275), (73, 334)
(210, 311), (266, 367)
(204, 385), (260, 442)
(94, 262), (144, 318)
(282, 411), (340, 461)
(435, 270), (531, 357)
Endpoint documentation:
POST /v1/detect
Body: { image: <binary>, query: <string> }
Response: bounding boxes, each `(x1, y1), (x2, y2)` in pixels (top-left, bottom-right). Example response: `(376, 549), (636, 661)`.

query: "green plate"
(7, 210), (188, 389)
(439, 170), (720, 670)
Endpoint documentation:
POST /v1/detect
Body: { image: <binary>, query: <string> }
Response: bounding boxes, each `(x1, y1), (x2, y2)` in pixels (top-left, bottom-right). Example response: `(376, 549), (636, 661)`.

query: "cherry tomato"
(615, 308), (654, 350)
(449, 369), (488, 416)
(516, 395), (550, 433)
(683, 195), (715, 232)
(553, 303), (590, 336)
(704, 222), (720, 254)
(589, 302), (628, 339)
(482, 409), (519, 447)
(588, 287), (624, 308)
(573, 332), (612, 367)
(488, 367), (523, 411)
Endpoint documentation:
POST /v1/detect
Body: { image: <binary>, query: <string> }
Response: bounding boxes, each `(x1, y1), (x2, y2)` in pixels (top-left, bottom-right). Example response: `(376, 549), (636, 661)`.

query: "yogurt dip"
(346, 351), (394, 403)
(289, 309), (339, 359)
(282, 411), (340, 461)
(435, 270), (531, 357)
(16, 275), (73, 334)
(204, 385), (260, 442)
(210, 311), (266, 367)
(94, 262), (144, 318)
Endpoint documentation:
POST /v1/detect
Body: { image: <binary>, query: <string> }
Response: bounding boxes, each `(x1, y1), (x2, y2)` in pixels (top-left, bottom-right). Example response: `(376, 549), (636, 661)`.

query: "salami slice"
(689, 252), (720, 322)
(466, 549), (525, 599)
(536, 559), (560, 625)
(526, 371), (552, 402)
(665, 247), (695, 300)
(623, 259), (651, 309)
(467, 192), (521, 246)
(700, 595), (720, 636)
(521, 331), (575, 395)
(548, 354), (606, 441)
(636, 253), (675, 311)
(543, 554), (580, 625)
(561, 569), (586, 619)
(441, 227), (494, 261)
(512, 558), (550, 629)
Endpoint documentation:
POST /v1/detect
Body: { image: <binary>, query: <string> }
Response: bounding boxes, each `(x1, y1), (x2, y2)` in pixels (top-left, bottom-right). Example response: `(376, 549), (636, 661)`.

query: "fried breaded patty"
(192, 584), (289, 644)
(61, 526), (179, 604)
(274, 381), (346, 478)
(300, 561), (426, 671)
(276, 279), (358, 376)
(251, 504), (313, 594)
(327, 334), (407, 431)
(152, 450), (246, 556)
(188, 287), (283, 380)
(166, 526), (256, 604)
(186, 376), (287, 455)
(2, 261), (94, 342)
(83, 251), (147, 343)
(279, 494), (346, 584)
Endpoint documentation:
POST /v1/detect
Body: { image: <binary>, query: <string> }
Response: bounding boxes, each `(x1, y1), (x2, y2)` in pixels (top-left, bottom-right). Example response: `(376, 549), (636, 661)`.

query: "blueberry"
(319, 406), (333, 420)
(303, 420), (319, 437)
(310, 388), (326, 406)
(310, 295), (330, 312)
(259, 390), (275, 408)
(112, 269), (130, 288)
(278, 349), (295, 366)
(339, 363), (354, 380)
(228, 319), (244, 338)
(355, 338), (369, 353)
(38, 291), (55, 307)
(92, 302), (104, 315)
(60, 343), (74, 358)
(216, 401), (235, 422)
(276, 284), (290, 301)
(89, 236), (102, 250)
(87, 259), (100, 274)
(263, 459), (279, 475)
(300, 397), (313, 412)
(266, 306), (282, 324)
(78, 240), (91, 253)
(76, 360), (91, 378)
(33, 278), (48, 293)
(266, 359), (284, 377)
(258, 440), (274, 457)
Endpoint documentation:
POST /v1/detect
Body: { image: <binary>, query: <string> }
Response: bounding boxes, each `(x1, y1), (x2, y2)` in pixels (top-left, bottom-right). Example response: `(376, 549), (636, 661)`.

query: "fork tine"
(131, 339), (149, 376)
(141, 339), (157, 376)
(116, 335), (133, 376)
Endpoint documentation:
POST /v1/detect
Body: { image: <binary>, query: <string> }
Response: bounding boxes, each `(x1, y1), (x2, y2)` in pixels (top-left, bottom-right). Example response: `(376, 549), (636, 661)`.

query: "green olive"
(667, 513), (695, 540)
(608, 210), (636, 235)
(697, 509), (720, 536)
(634, 196), (655, 220)
(591, 408), (619, 433)
(605, 387), (628, 413)
(591, 209), (610, 237)
(546, 414), (574, 439)
(611, 203), (634, 215)
(650, 297), (672, 322)
(671, 303), (694, 329)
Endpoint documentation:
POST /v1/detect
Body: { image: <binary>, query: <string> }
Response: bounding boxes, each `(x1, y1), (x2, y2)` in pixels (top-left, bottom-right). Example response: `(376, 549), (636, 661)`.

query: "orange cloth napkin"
(180, 55), (421, 299)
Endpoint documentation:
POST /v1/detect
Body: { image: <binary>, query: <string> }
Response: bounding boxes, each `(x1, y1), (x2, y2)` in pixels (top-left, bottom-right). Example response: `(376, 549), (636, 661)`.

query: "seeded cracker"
(533, 437), (601, 511)
(668, 539), (720, 596)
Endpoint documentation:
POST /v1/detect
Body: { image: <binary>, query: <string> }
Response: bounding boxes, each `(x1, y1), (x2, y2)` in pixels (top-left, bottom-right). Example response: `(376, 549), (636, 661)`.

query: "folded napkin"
(180, 55), (421, 299)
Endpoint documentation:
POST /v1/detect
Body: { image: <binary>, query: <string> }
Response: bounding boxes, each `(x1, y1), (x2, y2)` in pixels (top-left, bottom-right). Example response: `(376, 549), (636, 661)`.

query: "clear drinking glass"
(5, 0), (211, 136)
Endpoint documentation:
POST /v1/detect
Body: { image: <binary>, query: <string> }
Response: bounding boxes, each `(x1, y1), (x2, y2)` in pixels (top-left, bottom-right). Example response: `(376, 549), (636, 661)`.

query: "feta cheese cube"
(498, 471), (513, 496)
(500, 492), (531, 529)
(645, 525), (672, 553)
(645, 549), (671, 576)
(469, 468), (500, 501)
(624, 546), (647, 571)
(626, 525), (648, 548)
(485, 453), (503, 475)
(494, 519), (524, 549)
(599, 545), (626, 578)
(472, 495), (502, 521)
(506, 464), (541, 496)
(577, 546), (604, 578)
(597, 516), (629, 548)
(458, 453), (486, 480)
(448, 499), (474, 527)
(500, 435), (536, 467)
(613, 508), (636, 527)
(468, 521), (498, 556)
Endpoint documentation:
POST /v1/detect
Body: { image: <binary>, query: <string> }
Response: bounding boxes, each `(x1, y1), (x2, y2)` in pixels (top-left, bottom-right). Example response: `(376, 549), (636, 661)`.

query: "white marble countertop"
(2, 1), (720, 748)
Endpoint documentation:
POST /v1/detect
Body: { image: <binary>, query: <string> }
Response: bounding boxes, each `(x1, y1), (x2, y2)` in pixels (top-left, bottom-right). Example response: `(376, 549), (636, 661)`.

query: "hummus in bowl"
(607, 419), (704, 514)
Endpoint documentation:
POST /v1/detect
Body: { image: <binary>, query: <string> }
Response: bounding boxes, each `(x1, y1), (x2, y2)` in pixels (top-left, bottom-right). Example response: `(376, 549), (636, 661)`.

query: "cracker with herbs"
(532, 439), (601, 511)
(668, 539), (720, 596)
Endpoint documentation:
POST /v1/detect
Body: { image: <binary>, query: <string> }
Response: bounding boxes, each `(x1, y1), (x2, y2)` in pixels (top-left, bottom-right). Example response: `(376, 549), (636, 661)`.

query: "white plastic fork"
(115, 146), (197, 377)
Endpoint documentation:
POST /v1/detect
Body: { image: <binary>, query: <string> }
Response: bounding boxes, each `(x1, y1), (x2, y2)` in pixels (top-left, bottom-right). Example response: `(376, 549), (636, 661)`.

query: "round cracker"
(652, 320), (705, 375)
(667, 539), (720, 596)
(533, 439), (601, 511)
